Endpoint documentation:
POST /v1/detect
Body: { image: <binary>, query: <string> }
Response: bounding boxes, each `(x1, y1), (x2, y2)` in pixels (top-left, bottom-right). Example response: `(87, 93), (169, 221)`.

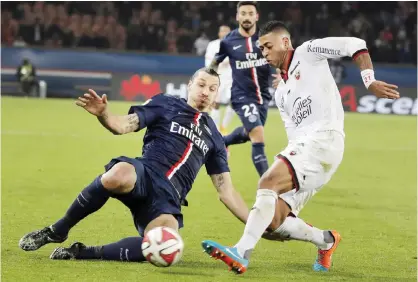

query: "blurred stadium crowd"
(1, 1), (417, 64)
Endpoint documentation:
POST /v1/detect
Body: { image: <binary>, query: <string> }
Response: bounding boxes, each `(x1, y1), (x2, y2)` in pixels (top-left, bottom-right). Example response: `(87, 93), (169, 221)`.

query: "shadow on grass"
(162, 260), (273, 279)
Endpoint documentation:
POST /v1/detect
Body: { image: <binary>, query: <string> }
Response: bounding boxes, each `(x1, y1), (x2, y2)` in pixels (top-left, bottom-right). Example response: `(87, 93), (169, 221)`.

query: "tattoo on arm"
(97, 113), (139, 135)
(122, 114), (140, 134)
(213, 174), (225, 192)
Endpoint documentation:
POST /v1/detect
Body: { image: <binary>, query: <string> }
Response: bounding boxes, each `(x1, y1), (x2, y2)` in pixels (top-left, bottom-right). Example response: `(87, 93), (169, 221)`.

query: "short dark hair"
(190, 67), (220, 84)
(237, 1), (259, 12)
(259, 20), (290, 37)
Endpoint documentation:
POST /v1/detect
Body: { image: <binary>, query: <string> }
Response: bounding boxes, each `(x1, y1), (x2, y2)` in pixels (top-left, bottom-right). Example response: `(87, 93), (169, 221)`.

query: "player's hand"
(272, 70), (282, 89)
(76, 89), (108, 117)
(368, 81), (400, 100)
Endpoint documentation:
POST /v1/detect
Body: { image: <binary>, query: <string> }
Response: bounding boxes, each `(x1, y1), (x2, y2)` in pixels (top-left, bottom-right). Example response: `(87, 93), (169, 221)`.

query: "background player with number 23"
(202, 20), (400, 274)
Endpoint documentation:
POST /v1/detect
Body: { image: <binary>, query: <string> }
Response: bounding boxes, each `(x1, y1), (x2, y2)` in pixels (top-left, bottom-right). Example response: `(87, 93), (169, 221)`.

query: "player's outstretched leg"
(19, 162), (137, 251)
(50, 237), (146, 262)
(18, 226), (67, 252)
(267, 213), (341, 272)
(202, 240), (249, 274)
(313, 230), (341, 272)
(223, 126), (250, 146)
(202, 159), (292, 274)
(202, 188), (278, 274)
(248, 126), (269, 176)
(50, 214), (179, 262)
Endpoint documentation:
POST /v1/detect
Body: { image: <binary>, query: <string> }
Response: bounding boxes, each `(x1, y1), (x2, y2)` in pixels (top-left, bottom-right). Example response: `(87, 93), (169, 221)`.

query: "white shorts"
(276, 131), (345, 216)
(215, 80), (232, 104)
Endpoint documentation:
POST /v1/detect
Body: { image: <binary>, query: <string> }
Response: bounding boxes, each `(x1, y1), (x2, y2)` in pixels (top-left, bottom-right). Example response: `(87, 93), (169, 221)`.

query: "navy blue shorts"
(104, 156), (184, 237)
(232, 100), (269, 132)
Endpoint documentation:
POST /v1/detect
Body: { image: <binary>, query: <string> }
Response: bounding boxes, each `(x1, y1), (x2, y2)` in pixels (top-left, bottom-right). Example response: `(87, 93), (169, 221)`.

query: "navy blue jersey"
(128, 94), (229, 203)
(216, 29), (272, 105)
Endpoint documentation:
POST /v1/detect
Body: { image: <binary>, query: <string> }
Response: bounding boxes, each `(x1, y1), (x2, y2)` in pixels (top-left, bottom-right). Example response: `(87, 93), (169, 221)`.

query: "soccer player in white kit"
(202, 20), (400, 274)
(205, 25), (235, 135)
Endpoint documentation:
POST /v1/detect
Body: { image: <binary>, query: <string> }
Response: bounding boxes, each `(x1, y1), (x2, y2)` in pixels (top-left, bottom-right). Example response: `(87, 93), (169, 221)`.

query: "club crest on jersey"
(248, 114), (258, 123)
(255, 40), (260, 49)
(295, 70), (301, 80)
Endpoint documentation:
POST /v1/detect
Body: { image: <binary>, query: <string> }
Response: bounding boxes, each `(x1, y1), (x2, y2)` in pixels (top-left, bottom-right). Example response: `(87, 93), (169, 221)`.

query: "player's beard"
(194, 98), (210, 112)
(240, 21), (254, 32)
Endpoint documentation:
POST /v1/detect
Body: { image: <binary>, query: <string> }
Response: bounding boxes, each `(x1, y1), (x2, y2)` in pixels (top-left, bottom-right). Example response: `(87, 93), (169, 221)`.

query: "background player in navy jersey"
(208, 1), (274, 177)
(18, 68), (250, 262)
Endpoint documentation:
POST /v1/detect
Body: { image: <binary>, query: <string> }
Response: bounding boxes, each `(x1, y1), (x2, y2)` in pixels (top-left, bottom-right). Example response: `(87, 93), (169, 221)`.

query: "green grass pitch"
(2, 96), (416, 281)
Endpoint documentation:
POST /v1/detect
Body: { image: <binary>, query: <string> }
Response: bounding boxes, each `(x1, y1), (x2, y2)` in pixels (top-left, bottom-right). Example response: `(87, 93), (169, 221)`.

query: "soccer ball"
(141, 226), (184, 267)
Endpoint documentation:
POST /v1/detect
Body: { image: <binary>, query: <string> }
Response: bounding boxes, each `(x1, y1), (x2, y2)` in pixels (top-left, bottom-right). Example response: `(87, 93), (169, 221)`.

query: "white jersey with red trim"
(274, 37), (368, 142)
(205, 39), (232, 84)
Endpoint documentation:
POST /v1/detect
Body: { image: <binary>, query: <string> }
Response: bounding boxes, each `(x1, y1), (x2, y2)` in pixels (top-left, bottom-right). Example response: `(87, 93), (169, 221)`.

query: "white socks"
(221, 105), (235, 129)
(210, 109), (221, 129)
(273, 216), (334, 250)
(235, 189), (278, 257)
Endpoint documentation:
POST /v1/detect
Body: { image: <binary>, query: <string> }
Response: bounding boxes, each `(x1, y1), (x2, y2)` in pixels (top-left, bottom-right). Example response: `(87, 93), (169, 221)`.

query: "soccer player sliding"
(19, 68), (250, 263)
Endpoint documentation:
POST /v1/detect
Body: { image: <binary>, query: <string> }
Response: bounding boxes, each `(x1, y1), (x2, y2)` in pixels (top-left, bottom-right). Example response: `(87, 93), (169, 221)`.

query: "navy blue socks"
(52, 175), (110, 237)
(223, 126), (250, 147)
(252, 143), (269, 176)
(76, 237), (146, 262)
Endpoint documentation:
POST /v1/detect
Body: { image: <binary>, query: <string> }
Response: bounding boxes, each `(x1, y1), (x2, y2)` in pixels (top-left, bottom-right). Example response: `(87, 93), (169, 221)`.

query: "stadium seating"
(1, 1), (416, 64)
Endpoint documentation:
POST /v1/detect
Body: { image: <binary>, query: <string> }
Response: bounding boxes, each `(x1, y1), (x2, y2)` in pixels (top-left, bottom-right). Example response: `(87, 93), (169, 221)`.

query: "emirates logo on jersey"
(169, 122), (209, 155)
(235, 53), (268, 69)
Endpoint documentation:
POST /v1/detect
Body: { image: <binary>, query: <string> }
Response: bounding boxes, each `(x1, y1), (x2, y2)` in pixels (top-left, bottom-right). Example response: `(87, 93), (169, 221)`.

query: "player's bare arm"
(284, 36), (401, 100)
(353, 52), (400, 100)
(98, 112), (139, 135)
(76, 89), (140, 135)
(210, 172), (249, 224)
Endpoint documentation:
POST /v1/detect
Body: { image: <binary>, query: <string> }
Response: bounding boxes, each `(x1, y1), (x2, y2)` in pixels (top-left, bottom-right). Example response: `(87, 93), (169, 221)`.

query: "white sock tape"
(361, 69), (376, 89)
(257, 189), (278, 200)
